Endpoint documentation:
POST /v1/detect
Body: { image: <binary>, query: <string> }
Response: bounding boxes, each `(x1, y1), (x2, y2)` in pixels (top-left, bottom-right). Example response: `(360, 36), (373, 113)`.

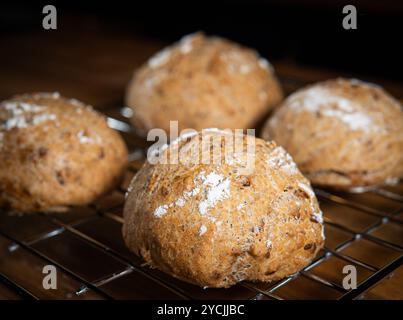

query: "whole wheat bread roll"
(123, 129), (324, 288)
(125, 32), (283, 136)
(262, 78), (403, 190)
(0, 93), (128, 213)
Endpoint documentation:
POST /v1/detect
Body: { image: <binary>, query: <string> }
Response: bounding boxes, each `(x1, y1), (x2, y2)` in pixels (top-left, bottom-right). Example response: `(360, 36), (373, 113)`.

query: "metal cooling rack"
(0, 90), (402, 300)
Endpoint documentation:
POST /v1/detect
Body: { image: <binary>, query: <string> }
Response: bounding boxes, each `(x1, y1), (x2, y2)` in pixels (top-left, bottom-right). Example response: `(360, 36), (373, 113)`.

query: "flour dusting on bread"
(153, 170), (231, 219)
(267, 146), (298, 175)
(199, 224), (208, 236)
(198, 172), (231, 216)
(1, 101), (57, 130)
(287, 86), (376, 132)
(148, 48), (172, 68)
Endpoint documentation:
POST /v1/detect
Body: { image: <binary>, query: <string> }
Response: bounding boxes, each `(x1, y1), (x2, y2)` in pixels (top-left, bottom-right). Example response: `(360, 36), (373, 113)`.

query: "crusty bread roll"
(262, 78), (403, 190)
(0, 93), (128, 213)
(123, 129), (324, 288)
(125, 32), (283, 136)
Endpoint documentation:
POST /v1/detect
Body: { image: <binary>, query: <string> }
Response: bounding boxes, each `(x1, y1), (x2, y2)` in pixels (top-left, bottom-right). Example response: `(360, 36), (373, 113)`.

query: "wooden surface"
(0, 17), (402, 300)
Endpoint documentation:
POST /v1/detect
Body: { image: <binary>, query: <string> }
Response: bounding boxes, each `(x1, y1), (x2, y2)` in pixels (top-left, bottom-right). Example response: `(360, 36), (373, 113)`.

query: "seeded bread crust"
(0, 93), (128, 213)
(123, 130), (324, 288)
(262, 78), (403, 189)
(125, 32), (283, 136)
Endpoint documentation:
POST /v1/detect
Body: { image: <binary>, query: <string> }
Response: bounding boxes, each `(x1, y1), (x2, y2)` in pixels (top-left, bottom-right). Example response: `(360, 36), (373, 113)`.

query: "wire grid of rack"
(0, 78), (402, 300)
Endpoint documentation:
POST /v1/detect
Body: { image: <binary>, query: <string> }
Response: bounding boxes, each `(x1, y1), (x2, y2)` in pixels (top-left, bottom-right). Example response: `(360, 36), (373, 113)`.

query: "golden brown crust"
(125, 32), (283, 135)
(123, 130), (324, 288)
(0, 93), (128, 213)
(262, 78), (403, 189)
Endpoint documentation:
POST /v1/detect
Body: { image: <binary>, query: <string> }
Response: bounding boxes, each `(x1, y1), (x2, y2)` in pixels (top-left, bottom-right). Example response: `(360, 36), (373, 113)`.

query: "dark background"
(0, 0), (402, 81)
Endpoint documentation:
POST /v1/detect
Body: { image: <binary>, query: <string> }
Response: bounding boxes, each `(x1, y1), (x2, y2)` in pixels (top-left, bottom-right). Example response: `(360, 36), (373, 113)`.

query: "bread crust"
(0, 93), (128, 213)
(125, 32), (283, 135)
(123, 130), (324, 288)
(262, 78), (403, 189)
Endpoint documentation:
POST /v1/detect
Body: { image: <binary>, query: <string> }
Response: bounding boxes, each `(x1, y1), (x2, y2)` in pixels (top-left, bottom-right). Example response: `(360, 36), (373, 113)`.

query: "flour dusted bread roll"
(123, 129), (324, 288)
(262, 78), (403, 190)
(125, 32), (283, 136)
(0, 93), (128, 213)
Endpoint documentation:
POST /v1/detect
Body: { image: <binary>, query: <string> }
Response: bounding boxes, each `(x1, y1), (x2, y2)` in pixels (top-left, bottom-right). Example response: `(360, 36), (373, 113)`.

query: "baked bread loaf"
(125, 32), (283, 136)
(123, 129), (324, 288)
(262, 78), (403, 190)
(0, 93), (128, 213)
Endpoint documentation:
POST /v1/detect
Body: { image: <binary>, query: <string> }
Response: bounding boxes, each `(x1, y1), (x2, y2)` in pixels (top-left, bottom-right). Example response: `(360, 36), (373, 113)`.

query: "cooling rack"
(0, 78), (402, 300)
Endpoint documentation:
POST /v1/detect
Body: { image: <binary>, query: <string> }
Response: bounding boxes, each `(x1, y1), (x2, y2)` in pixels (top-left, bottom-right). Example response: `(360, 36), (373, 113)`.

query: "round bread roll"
(125, 32), (283, 136)
(0, 93), (128, 213)
(123, 129), (324, 288)
(262, 78), (403, 190)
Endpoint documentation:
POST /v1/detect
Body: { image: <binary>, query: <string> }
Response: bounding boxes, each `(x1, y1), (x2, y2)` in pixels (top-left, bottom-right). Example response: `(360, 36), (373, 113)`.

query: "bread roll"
(262, 78), (403, 190)
(125, 32), (283, 136)
(123, 129), (324, 288)
(0, 93), (128, 213)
